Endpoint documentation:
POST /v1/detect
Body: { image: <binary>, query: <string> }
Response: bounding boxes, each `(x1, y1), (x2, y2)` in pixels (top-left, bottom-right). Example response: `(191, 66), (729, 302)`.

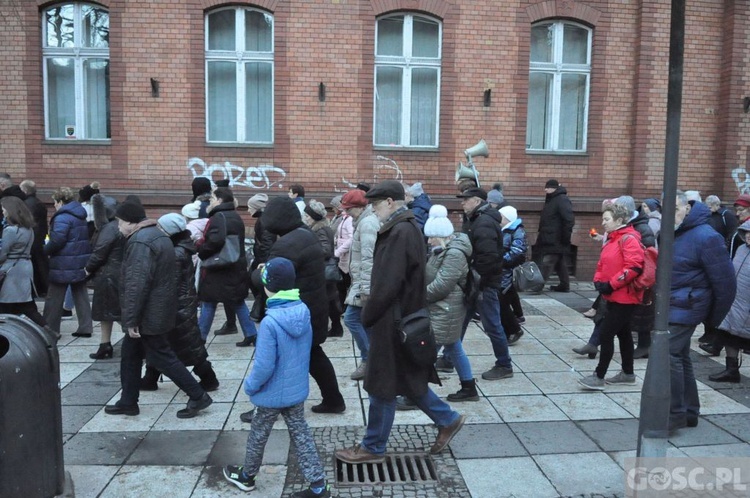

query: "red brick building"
(1, 0), (748, 279)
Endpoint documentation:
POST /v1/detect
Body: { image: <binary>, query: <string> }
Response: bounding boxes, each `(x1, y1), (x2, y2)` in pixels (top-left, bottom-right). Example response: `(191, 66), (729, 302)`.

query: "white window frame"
(205, 7), (274, 144)
(527, 21), (591, 153)
(373, 13), (442, 148)
(42, 2), (110, 140)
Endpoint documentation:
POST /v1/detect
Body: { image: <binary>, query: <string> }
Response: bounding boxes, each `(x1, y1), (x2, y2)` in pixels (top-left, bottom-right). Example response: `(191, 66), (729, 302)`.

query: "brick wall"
(1, 0), (748, 280)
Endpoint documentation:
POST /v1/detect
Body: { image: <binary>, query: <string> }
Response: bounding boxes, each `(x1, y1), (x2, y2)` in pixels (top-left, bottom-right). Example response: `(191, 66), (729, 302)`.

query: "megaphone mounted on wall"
(455, 139), (489, 188)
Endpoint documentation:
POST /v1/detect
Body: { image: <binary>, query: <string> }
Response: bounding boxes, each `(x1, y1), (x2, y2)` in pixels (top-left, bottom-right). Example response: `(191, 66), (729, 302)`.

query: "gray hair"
(705, 195), (721, 209)
(19, 179), (36, 195)
(685, 190), (702, 203)
(615, 195), (636, 214)
(603, 202), (631, 223)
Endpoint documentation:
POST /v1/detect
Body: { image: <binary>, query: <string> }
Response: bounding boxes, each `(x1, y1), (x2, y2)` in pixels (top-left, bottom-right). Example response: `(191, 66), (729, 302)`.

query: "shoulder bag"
(0, 236), (32, 291)
(202, 213), (241, 269)
(513, 261), (545, 293)
(395, 304), (437, 368)
(324, 257), (343, 282)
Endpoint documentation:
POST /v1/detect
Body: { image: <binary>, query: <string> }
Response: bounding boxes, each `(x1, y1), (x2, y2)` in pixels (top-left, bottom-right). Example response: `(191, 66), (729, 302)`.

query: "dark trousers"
(0, 302), (46, 327)
(309, 344), (344, 406)
(506, 286), (524, 319)
(224, 305), (236, 327)
(595, 301), (635, 378)
(327, 282), (342, 333)
(499, 290), (521, 337)
(538, 252), (570, 288)
(337, 271), (351, 311)
(119, 333), (204, 407)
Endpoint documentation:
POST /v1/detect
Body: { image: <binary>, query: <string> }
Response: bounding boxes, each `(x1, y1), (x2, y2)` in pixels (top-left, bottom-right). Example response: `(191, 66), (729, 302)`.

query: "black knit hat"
(79, 184), (99, 203)
(191, 177), (212, 201)
(115, 201), (146, 223)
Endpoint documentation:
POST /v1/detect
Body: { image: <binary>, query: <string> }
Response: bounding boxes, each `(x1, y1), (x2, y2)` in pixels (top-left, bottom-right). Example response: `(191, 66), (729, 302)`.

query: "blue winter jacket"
(244, 290), (312, 408)
(44, 201), (92, 284)
(501, 219), (527, 290)
(409, 193), (432, 229)
(670, 202), (736, 326)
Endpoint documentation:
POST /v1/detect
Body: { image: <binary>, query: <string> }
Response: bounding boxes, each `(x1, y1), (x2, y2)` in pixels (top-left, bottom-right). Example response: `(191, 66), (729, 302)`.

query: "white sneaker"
(350, 361), (367, 381)
(578, 374), (605, 391)
(605, 371), (636, 384)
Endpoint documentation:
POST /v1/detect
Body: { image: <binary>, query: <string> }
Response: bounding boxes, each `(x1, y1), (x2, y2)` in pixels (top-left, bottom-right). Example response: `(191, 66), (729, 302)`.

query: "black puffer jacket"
(120, 220), (177, 335)
(536, 186), (575, 253)
(251, 210), (276, 270)
(463, 202), (504, 290)
(629, 212), (656, 248)
(167, 231), (208, 366)
(197, 202), (249, 303)
(262, 196), (328, 345)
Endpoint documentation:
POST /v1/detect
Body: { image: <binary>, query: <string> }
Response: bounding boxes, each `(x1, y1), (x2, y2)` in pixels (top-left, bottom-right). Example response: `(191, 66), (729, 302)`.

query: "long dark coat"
(87, 220), (125, 322)
(263, 197), (328, 345)
(168, 231), (208, 366)
(197, 202), (249, 303)
(536, 186), (575, 254)
(361, 209), (439, 399)
(24, 193), (49, 295)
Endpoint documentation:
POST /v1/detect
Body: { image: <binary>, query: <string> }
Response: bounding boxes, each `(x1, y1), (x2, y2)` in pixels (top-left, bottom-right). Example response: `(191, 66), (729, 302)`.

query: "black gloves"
(594, 281), (614, 295)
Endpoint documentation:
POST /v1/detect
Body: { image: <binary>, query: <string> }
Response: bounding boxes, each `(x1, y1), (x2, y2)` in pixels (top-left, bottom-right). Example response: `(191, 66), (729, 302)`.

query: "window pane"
(374, 66), (402, 145)
(559, 74), (586, 150)
(82, 5), (109, 48)
(45, 5), (75, 48)
(562, 25), (588, 64)
(530, 24), (553, 63)
(83, 59), (110, 139)
(207, 62), (237, 141)
(208, 10), (235, 50)
(377, 17), (403, 56)
(526, 72), (553, 149)
(245, 62), (272, 142)
(412, 17), (439, 58)
(245, 10), (272, 52)
(46, 58), (76, 138)
(410, 68), (437, 146)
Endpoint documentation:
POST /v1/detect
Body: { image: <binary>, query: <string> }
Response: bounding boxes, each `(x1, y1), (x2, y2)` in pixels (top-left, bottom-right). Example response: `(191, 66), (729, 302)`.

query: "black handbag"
(512, 261), (545, 292)
(395, 305), (437, 367)
(202, 213), (241, 269)
(324, 257), (342, 282)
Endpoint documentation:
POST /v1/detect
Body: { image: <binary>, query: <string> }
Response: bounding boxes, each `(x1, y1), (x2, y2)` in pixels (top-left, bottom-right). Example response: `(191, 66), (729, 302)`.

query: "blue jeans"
(669, 323), (700, 421)
(459, 288), (512, 369)
(199, 301), (257, 341)
(362, 390), (460, 454)
(343, 305), (370, 361)
(442, 341), (473, 382)
(64, 285), (74, 310)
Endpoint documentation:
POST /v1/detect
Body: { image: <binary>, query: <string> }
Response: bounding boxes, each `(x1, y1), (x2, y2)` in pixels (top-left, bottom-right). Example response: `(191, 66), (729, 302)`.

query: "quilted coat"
(244, 293), (312, 408)
(45, 201), (92, 284)
(501, 218), (528, 291)
(119, 220), (177, 336)
(593, 225), (645, 305)
(425, 233), (471, 345)
(718, 220), (750, 339)
(345, 206), (380, 307)
(670, 202), (736, 327)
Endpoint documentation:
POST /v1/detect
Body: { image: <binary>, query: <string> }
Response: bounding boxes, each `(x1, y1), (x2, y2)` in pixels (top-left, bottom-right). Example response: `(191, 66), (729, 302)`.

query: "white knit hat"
(181, 201), (201, 220)
(499, 206), (518, 224)
(423, 204), (454, 238)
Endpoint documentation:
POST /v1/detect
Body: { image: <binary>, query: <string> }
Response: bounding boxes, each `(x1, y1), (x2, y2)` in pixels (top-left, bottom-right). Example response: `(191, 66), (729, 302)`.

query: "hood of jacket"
(262, 196), (304, 236)
(676, 201), (711, 235)
(265, 293), (308, 338)
(92, 194), (118, 230)
(445, 232), (472, 258)
(738, 218), (750, 235)
(172, 230), (197, 253)
(208, 201), (236, 216)
(57, 201), (87, 220)
(409, 193), (432, 210)
(503, 218), (524, 232)
(545, 186), (568, 202)
(467, 201), (503, 224)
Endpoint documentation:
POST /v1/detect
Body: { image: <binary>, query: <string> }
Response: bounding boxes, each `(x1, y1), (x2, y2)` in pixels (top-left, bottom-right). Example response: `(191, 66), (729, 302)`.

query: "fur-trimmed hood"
(92, 194), (118, 231)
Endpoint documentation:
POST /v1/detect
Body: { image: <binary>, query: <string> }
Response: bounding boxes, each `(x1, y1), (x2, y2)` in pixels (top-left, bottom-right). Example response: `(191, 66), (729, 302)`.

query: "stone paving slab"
(534, 451), (623, 496)
(126, 430), (220, 465)
(508, 421), (600, 454)
(449, 423), (527, 458)
(704, 413), (750, 442)
(100, 465), (202, 498)
(64, 432), (146, 465)
(457, 456), (558, 498)
(577, 419), (640, 452)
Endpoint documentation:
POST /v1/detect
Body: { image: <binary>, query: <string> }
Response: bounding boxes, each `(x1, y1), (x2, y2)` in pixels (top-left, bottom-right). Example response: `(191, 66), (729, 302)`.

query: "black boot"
(89, 342), (113, 360)
(708, 357), (741, 383)
(194, 361), (220, 392)
(447, 379), (479, 402)
(140, 365), (160, 391)
(699, 342), (722, 357)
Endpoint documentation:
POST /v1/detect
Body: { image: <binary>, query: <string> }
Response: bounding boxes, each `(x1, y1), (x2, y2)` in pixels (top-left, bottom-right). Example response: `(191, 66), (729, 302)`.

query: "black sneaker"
(104, 403), (140, 416)
(61, 308), (73, 320)
(434, 356), (455, 373)
(291, 484), (331, 498)
(176, 393), (213, 419)
(516, 316), (526, 324)
(240, 409), (255, 423)
(223, 465), (256, 491)
(481, 366), (514, 381)
(214, 322), (238, 335)
(549, 285), (569, 292)
(236, 336), (257, 347)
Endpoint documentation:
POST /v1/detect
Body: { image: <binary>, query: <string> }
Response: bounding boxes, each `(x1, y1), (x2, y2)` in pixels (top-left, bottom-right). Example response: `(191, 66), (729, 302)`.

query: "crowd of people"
(1, 169), (749, 495)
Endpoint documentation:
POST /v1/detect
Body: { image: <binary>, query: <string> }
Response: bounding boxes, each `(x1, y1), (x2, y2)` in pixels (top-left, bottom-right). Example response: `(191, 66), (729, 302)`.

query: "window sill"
(205, 143), (274, 149)
(43, 139), (111, 146)
(525, 149), (588, 157)
(372, 146), (439, 152)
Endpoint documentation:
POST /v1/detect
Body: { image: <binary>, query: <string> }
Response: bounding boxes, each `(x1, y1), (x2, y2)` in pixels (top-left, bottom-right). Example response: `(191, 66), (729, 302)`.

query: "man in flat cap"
(336, 180), (465, 463)
(454, 187), (514, 381)
(535, 179), (575, 292)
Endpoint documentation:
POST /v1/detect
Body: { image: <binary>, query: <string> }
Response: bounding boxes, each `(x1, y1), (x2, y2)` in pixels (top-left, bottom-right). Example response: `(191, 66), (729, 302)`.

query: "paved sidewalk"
(54, 284), (750, 497)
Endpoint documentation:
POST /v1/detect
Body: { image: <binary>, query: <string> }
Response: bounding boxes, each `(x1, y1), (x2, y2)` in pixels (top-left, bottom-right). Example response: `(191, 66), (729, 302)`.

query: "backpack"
(620, 235), (658, 303)
(451, 248), (480, 307)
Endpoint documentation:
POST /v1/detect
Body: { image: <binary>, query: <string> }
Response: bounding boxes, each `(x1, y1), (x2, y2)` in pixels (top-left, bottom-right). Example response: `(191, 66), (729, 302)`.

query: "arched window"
(43, 3), (110, 140)
(205, 7), (274, 144)
(374, 14), (441, 148)
(526, 21), (591, 152)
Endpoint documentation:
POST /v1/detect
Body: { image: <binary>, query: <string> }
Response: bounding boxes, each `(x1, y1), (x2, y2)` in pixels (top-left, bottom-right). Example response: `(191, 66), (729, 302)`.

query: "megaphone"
(456, 162), (480, 188)
(464, 139), (489, 160)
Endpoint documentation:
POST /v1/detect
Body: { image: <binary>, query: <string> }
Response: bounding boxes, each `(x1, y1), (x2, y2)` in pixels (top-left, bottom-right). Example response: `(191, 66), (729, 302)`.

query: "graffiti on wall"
(334, 155), (404, 192)
(732, 167), (750, 195)
(187, 157), (287, 189)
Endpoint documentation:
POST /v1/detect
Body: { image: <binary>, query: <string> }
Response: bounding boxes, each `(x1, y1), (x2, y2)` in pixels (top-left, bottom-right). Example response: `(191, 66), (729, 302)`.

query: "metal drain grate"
(336, 453), (438, 485)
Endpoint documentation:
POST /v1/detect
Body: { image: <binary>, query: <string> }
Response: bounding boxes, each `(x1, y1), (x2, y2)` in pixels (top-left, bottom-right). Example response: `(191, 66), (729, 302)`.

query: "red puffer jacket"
(594, 226), (645, 305)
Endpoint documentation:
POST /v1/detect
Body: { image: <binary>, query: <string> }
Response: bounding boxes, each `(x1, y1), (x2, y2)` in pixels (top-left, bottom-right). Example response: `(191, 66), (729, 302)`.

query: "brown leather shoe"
(335, 445), (385, 464)
(430, 414), (466, 454)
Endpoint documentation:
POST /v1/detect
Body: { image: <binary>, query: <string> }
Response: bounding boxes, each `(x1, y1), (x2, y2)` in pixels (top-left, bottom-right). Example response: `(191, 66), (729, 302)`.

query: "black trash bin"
(0, 314), (65, 497)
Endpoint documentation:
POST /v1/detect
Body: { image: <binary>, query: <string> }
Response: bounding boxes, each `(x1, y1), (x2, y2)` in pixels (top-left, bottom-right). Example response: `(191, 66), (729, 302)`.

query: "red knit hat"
(734, 194), (750, 208)
(340, 189), (368, 209)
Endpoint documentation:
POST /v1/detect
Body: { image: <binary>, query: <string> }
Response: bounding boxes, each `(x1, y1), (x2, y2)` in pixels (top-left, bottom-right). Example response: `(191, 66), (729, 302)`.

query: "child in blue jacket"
(223, 257), (329, 497)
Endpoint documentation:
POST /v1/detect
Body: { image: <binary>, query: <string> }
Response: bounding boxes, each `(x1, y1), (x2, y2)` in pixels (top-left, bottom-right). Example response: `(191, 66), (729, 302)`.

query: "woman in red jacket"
(579, 202), (645, 390)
